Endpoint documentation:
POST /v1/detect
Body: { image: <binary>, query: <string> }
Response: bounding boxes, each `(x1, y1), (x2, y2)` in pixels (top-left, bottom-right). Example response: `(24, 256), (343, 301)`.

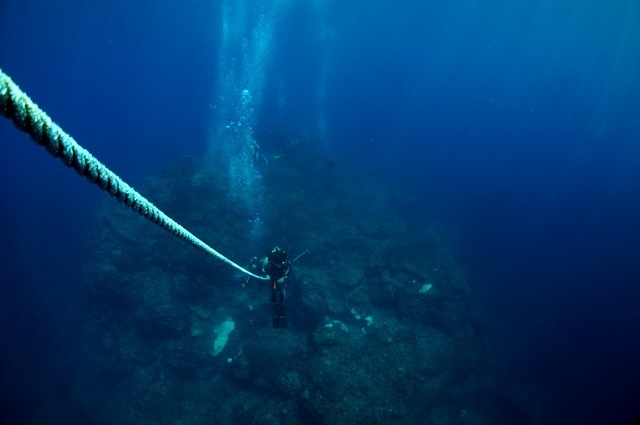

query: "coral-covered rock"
(77, 153), (498, 425)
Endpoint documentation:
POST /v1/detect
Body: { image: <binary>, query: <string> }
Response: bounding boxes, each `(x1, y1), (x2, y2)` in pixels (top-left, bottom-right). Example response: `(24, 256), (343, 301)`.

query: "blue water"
(1, 0), (640, 423)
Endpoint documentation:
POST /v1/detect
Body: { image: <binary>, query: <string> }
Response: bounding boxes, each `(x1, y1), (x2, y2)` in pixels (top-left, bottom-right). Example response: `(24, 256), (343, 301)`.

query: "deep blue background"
(2, 1), (639, 423)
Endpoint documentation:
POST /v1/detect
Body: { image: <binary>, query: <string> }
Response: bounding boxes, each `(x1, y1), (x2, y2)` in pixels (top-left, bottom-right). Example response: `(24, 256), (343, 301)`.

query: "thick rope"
(0, 68), (268, 281)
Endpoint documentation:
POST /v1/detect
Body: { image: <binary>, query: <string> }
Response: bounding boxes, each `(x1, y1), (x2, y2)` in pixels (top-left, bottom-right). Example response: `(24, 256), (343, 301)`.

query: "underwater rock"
(326, 296), (345, 313)
(211, 317), (235, 356)
(78, 154), (498, 425)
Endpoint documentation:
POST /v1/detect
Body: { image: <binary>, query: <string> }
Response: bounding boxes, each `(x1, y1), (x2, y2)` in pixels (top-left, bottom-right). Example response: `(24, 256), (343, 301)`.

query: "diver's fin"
(279, 310), (288, 329)
(272, 303), (281, 328)
(272, 304), (287, 329)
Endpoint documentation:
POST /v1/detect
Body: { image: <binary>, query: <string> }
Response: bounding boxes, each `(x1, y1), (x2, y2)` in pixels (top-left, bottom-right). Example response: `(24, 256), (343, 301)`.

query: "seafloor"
(76, 128), (506, 425)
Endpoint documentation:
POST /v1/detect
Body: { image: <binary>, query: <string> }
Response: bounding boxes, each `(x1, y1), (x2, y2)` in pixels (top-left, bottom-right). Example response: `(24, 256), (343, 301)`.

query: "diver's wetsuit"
(262, 249), (291, 329)
(270, 277), (288, 328)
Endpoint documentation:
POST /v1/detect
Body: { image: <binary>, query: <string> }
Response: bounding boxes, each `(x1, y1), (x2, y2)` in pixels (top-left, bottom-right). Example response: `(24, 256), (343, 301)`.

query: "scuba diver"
(261, 247), (292, 329)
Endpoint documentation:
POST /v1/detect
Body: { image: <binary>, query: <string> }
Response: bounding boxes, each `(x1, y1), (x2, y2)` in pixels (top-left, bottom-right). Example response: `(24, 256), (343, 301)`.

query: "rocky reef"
(76, 134), (502, 424)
